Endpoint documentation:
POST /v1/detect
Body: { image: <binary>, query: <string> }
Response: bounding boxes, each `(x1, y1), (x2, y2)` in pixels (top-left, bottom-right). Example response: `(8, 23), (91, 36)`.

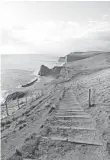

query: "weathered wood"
(17, 98), (20, 109)
(65, 55), (68, 77)
(89, 89), (91, 107)
(31, 92), (33, 102)
(42, 136), (102, 146)
(25, 96), (27, 105)
(50, 125), (96, 130)
(5, 101), (9, 116)
(55, 115), (90, 118)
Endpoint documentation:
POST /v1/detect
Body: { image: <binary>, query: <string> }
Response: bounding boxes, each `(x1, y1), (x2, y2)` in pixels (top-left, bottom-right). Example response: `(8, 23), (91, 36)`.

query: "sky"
(0, 1), (110, 55)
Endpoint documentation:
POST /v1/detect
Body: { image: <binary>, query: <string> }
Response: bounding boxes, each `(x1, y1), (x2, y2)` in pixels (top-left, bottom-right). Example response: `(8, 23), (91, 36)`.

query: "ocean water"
(1, 54), (63, 103)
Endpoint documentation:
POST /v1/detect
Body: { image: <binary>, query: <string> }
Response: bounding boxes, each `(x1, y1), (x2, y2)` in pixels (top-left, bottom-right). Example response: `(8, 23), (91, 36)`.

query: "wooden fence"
(3, 91), (44, 117)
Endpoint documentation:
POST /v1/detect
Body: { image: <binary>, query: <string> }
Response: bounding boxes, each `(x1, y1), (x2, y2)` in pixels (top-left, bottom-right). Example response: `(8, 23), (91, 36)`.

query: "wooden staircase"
(41, 89), (103, 146)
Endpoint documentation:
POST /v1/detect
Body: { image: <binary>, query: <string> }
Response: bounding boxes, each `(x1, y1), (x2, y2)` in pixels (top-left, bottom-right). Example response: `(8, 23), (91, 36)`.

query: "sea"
(1, 54), (63, 103)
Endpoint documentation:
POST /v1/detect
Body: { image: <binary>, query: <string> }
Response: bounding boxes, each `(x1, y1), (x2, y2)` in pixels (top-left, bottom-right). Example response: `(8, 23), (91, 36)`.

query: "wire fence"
(2, 82), (109, 119)
(1, 90), (45, 118)
(1, 82), (60, 119)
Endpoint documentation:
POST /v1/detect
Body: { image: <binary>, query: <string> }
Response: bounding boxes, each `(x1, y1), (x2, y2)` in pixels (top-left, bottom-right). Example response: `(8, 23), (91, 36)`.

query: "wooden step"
(68, 137), (103, 146)
(64, 93), (74, 96)
(56, 115), (91, 118)
(58, 108), (84, 111)
(48, 116), (93, 123)
(55, 111), (88, 116)
(62, 102), (79, 105)
(63, 96), (77, 99)
(62, 99), (79, 102)
(42, 136), (103, 146)
(53, 115), (91, 119)
(59, 106), (84, 110)
(63, 97), (75, 99)
(57, 109), (84, 111)
(44, 126), (97, 138)
(62, 102), (81, 106)
(49, 125), (96, 131)
(68, 133), (102, 145)
(45, 119), (94, 128)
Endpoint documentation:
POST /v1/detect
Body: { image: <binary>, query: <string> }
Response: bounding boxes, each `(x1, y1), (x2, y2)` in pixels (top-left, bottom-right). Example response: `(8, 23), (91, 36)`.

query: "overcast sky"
(0, 1), (110, 55)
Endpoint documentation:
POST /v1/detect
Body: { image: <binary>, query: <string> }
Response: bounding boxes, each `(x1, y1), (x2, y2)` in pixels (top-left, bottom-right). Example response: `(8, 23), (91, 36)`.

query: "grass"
(1, 120), (12, 127)
(18, 119), (26, 125)
(106, 142), (110, 155)
(19, 124), (26, 130)
(48, 106), (55, 114)
(45, 104), (50, 109)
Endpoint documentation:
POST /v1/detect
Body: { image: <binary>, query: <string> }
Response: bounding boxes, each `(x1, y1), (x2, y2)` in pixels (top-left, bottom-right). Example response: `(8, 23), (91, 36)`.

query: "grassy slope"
(66, 51), (106, 62)
(59, 52), (110, 107)
(60, 52), (110, 78)
(1, 81), (64, 160)
(66, 52), (110, 160)
(2, 51), (110, 160)
(66, 52), (110, 106)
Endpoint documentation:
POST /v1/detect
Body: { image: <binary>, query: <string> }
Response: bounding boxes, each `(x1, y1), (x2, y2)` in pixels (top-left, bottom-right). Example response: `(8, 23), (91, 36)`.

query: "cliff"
(38, 65), (63, 76)
(58, 56), (65, 62)
(58, 51), (104, 63)
(66, 52), (88, 62)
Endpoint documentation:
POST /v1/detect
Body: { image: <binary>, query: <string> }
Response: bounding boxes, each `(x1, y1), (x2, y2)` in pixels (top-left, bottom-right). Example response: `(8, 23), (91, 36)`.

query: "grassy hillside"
(1, 51), (110, 160)
(66, 51), (107, 62)
(60, 52), (110, 106)
(74, 68), (110, 106)
(62, 52), (110, 77)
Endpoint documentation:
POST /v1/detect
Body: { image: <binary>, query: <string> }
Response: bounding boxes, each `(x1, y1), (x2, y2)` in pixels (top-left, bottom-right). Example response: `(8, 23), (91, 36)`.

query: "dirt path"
(2, 86), (109, 160)
(38, 88), (107, 160)
(1, 84), (64, 160)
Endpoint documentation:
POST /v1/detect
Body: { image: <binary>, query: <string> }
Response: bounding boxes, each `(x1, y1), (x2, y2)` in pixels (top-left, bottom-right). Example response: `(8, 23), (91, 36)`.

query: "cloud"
(19, 20), (80, 44)
(0, 28), (37, 54)
(1, 28), (27, 45)
(89, 30), (110, 41)
(69, 19), (110, 52)
(0, 20), (81, 54)
(1, 18), (110, 54)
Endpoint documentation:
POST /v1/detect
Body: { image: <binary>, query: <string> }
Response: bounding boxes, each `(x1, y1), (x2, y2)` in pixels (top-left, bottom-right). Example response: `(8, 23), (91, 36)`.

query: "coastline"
(1, 52), (110, 160)
(1, 55), (58, 119)
(1, 75), (55, 119)
(1, 54), (63, 104)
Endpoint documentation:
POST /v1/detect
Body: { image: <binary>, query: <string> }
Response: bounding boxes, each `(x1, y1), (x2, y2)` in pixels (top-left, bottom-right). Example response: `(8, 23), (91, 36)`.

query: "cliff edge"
(38, 65), (63, 76)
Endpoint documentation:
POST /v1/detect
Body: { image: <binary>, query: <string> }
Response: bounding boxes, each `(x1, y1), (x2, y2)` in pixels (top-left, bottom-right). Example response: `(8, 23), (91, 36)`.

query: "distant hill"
(59, 51), (110, 106)
(58, 51), (109, 63)
(67, 52), (110, 68)
(60, 52), (110, 78)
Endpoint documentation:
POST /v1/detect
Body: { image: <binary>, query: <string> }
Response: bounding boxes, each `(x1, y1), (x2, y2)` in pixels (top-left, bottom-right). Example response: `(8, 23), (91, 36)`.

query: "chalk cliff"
(38, 65), (63, 76)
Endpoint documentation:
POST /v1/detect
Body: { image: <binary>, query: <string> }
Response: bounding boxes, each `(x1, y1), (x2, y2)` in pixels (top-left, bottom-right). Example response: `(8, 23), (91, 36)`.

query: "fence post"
(89, 89), (91, 107)
(17, 98), (20, 109)
(65, 55), (68, 77)
(31, 92), (33, 102)
(25, 96), (27, 105)
(5, 101), (9, 116)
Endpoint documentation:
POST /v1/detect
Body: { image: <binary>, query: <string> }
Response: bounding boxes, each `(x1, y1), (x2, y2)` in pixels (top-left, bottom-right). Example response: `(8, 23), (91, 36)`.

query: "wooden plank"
(55, 112), (88, 116)
(50, 125), (96, 131)
(68, 138), (103, 146)
(42, 136), (102, 146)
(55, 115), (91, 118)
(57, 109), (84, 112)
